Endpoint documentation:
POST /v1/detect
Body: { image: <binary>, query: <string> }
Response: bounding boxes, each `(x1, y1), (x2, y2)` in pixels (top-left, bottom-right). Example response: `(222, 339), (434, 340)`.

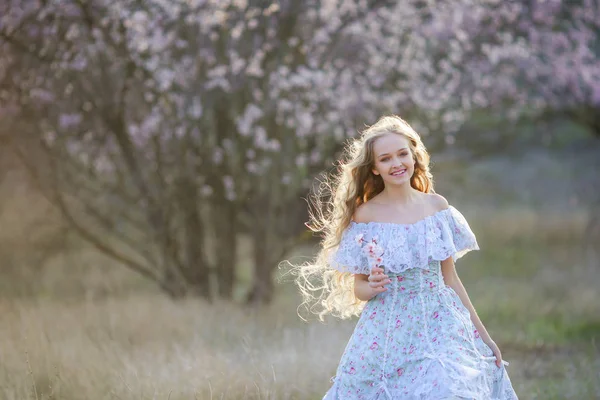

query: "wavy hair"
(292, 115), (434, 321)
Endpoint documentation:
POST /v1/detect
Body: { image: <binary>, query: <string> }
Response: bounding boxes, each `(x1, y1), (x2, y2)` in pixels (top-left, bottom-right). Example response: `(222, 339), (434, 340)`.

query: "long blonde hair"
(293, 115), (434, 320)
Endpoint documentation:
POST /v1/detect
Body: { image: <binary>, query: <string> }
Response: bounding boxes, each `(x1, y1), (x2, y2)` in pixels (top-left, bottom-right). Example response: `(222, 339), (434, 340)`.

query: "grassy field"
(1, 142), (599, 399)
(0, 207), (598, 400)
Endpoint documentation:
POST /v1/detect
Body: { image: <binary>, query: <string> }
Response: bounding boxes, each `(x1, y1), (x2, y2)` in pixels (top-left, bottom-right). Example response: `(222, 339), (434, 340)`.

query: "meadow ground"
(1, 144), (599, 399)
(0, 207), (598, 400)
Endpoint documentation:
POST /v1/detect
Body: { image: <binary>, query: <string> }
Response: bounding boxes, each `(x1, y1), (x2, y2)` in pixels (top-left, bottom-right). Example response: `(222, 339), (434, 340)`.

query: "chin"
(384, 177), (410, 186)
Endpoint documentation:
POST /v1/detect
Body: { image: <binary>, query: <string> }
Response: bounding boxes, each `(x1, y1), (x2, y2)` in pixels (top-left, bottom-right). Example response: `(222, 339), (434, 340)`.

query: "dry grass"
(1, 155), (600, 399)
(0, 294), (352, 400)
(0, 208), (599, 399)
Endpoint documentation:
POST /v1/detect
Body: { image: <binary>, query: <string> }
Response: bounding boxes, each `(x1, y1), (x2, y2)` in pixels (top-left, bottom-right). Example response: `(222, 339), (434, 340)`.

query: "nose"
(392, 158), (403, 168)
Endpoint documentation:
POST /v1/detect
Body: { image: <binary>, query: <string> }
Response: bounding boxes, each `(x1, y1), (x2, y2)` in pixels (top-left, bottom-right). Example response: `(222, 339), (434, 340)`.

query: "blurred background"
(0, 1), (598, 399)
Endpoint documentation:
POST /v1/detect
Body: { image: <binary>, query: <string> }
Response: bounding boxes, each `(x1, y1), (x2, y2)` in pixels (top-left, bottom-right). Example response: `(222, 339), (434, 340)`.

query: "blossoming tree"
(1, 0), (598, 302)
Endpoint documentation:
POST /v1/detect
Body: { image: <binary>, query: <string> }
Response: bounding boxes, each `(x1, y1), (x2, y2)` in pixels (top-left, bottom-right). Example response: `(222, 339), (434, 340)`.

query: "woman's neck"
(378, 184), (420, 205)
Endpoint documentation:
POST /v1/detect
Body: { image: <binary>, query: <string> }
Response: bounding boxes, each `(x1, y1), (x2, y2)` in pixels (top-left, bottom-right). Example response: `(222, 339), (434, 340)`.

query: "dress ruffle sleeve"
(438, 206), (480, 262)
(327, 223), (371, 275)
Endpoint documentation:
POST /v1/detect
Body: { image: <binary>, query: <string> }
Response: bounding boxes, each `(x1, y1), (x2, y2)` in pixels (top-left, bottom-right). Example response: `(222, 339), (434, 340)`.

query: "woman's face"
(371, 133), (415, 185)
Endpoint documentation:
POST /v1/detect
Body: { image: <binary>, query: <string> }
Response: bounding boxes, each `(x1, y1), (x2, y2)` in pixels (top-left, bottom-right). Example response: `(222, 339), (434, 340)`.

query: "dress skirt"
(322, 263), (519, 400)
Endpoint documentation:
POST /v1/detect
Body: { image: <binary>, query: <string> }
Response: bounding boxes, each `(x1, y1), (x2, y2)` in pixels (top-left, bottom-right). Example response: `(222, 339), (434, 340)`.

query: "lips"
(391, 169), (406, 176)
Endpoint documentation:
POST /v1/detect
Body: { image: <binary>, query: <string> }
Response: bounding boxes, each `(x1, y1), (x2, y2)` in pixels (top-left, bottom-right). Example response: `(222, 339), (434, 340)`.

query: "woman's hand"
(368, 266), (391, 294)
(485, 339), (503, 368)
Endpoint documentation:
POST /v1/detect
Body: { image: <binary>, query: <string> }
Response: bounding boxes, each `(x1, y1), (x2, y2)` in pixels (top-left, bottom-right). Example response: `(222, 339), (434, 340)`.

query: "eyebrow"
(377, 147), (409, 157)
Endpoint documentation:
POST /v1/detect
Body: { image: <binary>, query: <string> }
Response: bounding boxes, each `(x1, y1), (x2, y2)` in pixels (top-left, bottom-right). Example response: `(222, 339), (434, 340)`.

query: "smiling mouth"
(391, 169), (406, 176)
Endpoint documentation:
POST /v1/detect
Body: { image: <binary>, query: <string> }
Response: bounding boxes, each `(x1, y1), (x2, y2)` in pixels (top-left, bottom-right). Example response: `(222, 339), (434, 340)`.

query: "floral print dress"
(323, 206), (519, 400)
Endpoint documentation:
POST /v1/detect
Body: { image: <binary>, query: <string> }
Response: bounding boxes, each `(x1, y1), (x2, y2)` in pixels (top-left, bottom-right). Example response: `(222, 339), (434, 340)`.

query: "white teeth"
(391, 170), (406, 176)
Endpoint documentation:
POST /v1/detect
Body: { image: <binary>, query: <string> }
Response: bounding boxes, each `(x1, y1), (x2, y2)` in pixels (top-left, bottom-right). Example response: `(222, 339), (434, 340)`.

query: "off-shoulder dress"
(322, 206), (519, 400)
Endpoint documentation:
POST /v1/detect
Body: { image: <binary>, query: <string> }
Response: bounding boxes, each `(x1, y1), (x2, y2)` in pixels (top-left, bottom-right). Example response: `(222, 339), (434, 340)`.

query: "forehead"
(373, 133), (410, 156)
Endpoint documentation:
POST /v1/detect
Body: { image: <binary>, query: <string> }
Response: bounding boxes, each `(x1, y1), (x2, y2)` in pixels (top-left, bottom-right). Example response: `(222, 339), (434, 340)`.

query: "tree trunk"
(161, 267), (188, 299)
(246, 225), (275, 304)
(246, 218), (292, 305)
(213, 199), (237, 299)
(179, 177), (213, 300)
(211, 100), (239, 300)
(183, 211), (212, 300)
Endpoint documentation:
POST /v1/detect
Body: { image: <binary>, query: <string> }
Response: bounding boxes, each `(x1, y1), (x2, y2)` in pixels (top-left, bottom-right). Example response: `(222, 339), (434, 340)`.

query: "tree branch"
(11, 137), (166, 287)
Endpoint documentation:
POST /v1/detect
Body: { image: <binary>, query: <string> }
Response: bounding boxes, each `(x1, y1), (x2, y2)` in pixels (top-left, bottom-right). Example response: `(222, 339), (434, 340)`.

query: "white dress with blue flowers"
(323, 206), (519, 400)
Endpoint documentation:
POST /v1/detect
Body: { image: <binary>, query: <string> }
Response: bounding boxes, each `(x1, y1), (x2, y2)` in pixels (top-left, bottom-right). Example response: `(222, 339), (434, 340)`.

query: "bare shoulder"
(428, 193), (449, 212)
(353, 202), (375, 223)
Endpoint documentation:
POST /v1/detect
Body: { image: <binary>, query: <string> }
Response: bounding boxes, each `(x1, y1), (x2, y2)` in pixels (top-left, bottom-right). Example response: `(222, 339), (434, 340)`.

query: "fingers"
(491, 346), (503, 368)
(371, 267), (385, 275)
(368, 271), (391, 291)
(367, 273), (388, 284)
(495, 351), (503, 368)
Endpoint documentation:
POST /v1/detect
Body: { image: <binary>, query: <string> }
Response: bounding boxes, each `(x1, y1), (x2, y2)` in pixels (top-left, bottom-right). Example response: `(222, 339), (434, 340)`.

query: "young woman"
(295, 116), (519, 399)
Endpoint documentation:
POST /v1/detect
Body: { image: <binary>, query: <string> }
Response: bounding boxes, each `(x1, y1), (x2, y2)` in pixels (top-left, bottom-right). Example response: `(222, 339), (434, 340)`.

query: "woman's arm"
(441, 257), (504, 367)
(440, 257), (492, 342)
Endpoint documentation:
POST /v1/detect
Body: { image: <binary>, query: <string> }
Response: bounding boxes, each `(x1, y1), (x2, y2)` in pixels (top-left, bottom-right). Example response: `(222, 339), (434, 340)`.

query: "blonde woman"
(295, 116), (518, 399)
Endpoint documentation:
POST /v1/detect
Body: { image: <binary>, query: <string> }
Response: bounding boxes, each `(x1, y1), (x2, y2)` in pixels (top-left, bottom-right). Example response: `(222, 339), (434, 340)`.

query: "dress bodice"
(327, 206), (479, 275)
